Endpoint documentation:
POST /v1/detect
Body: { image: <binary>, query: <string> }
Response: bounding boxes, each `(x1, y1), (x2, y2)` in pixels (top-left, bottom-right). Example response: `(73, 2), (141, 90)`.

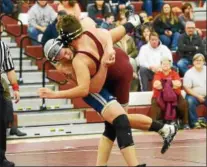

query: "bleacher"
(0, 0), (206, 139)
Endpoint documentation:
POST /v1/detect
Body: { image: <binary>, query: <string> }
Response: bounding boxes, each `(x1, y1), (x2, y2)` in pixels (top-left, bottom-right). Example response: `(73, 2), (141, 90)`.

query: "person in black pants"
(0, 39), (20, 167)
(1, 77), (26, 137)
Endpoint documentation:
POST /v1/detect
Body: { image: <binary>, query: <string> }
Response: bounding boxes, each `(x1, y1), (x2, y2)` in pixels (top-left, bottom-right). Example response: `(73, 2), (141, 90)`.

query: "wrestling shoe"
(136, 164), (146, 167)
(127, 14), (141, 28)
(158, 124), (178, 154)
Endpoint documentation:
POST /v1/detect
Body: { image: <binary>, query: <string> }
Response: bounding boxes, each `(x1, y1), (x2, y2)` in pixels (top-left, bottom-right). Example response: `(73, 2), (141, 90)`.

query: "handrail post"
(19, 35), (42, 84)
(40, 60), (48, 111)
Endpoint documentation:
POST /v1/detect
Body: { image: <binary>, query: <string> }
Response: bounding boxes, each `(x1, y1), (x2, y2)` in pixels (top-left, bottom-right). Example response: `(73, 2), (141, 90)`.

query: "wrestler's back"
(80, 17), (133, 80)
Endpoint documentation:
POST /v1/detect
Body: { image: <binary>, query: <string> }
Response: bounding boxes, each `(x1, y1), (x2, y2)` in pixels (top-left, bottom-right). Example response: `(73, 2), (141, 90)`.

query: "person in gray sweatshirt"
(27, 0), (57, 45)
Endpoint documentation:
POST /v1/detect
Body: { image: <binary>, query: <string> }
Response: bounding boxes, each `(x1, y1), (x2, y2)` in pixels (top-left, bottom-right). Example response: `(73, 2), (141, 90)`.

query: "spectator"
(142, 0), (163, 16)
(27, 0), (57, 45)
(100, 13), (116, 30)
(0, 0), (14, 15)
(183, 53), (207, 129)
(41, 10), (67, 46)
(1, 77), (27, 136)
(179, 3), (202, 36)
(153, 3), (182, 50)
(203, 37), (207, 57)
(177, 21), (205, 76)
(136, 32), (173, 91)
(108, 0), (134, 19)
(134, 11), (153, 43)
(87, 0), (111, 27)
(58, 0), (81, 19)
(136, 25), (153, 51)
(149, 57), (189, 129)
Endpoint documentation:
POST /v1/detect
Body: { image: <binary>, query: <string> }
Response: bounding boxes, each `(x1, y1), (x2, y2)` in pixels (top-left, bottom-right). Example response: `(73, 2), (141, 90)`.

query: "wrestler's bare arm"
(50, 55), (91, 99)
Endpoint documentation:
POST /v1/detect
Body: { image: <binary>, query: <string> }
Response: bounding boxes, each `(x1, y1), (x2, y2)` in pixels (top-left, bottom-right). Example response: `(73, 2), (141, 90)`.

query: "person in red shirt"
(149, 57), (190, 129)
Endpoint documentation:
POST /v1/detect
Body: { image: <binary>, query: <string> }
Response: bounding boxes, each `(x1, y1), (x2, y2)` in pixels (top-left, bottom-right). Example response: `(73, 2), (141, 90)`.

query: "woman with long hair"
(153, 3), (182, 50)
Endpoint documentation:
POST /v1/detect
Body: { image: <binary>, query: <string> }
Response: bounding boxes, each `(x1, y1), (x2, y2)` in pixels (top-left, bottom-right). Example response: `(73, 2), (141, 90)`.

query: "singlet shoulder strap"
(82, 31), (104, 59)
(75, 50), (100, 71)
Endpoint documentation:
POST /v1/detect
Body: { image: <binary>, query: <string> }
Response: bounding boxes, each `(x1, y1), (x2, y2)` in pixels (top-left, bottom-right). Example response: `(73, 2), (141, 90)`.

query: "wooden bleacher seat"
(25, 45), (43, 59)
(5, 24), (27, 37)
(47, 70), (68, 85)
(195, 20), (207, 30)
(84, 91), (206, 123)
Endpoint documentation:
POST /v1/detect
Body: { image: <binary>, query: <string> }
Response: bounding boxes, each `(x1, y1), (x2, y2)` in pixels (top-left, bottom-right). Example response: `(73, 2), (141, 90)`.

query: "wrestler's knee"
(112, 114), (134, 149)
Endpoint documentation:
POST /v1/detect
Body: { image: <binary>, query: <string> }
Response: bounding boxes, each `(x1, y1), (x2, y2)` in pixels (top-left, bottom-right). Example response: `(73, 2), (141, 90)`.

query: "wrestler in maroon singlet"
(75, 31), (133, 106)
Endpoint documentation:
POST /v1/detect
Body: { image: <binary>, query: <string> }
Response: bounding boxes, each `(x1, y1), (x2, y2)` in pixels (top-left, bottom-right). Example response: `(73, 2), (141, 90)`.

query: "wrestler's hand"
(13, 91), (20, 103)
(101, 49), (116, 67)
(38, 88), (57, 99)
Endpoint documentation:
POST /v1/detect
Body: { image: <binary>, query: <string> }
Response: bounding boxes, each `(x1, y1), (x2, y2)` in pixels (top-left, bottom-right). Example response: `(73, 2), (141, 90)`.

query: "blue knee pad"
(113, 114), (134, 149)
(103, 121), (116, 142)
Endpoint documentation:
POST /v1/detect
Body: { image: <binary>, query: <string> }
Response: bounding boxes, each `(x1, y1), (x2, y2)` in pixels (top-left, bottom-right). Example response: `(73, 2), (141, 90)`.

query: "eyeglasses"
(194, 59), (204, 62)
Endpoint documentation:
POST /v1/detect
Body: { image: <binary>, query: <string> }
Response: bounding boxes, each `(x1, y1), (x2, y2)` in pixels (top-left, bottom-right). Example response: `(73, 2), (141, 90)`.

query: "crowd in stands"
(0, 0), (206, 131)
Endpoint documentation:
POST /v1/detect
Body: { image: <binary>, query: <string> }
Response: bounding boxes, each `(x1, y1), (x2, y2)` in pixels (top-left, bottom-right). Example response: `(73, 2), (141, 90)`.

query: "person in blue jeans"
(177, 21), (205, 76)
(183, 53), (206, 129)
(153, 4), (182, 50)
(142, 0), (163, 16)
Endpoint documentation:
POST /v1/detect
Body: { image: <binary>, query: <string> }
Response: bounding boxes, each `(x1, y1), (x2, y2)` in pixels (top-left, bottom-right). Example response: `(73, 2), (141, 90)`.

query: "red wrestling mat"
(7, 129), (206, 166)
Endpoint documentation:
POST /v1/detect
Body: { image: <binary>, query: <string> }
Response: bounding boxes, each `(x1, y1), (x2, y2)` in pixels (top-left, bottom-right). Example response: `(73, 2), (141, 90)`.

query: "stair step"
(9, 48), (27, 59)
(15, 66), (38, 71)
(7, 123), (106, 139)
(13, 98), (73, 111)
(13, 59), (32, 66)
(17, 110), (84, 126)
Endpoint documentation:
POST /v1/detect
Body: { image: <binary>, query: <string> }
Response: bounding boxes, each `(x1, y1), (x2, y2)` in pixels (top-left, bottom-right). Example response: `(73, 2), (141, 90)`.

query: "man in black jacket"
(177, 21), (205, 76)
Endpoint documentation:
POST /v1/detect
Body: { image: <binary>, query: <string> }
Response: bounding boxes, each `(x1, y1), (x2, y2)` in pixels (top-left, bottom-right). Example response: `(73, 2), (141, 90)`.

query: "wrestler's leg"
(109, 15), (141, 43)
(102, 101), (139, 166)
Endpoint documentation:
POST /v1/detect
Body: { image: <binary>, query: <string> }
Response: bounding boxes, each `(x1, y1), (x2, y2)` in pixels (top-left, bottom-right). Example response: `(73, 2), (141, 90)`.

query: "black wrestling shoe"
(159, 124), (178, 154)
(136, 164), (146, 167)
(10, 127), (27, 137)
(0, 159), (15, 167)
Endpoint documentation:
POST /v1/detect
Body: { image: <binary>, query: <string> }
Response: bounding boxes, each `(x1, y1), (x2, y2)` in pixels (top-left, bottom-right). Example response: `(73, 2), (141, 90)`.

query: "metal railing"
(19, 35), (43, 84)
(0, 14), (24, 38)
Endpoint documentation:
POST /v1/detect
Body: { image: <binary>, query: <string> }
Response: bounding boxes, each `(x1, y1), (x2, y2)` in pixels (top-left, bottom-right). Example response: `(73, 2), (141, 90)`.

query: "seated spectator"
(116, 9), (127, 25)
(149, 57), (189, 129)
(136, 32), (173, 91)
(177, 21), (205, 76)
(0, 0), (14, 15)
(100, 13), (116, 30)
(58, 0), (81, 19)
(108, 0), (134, 19)
(134, 11), (153, 43)
(41, 10), (67, 46)
(87, 0), (111, 27)
(179, 3), (202, 36)
(136, 25), (153, 50)
(27, 0), (57, 45)
(139, 11), (153, 24)
(142, 0), (163, 16)
(183, 53), (207, 129)
(153, 3), (182, 50)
